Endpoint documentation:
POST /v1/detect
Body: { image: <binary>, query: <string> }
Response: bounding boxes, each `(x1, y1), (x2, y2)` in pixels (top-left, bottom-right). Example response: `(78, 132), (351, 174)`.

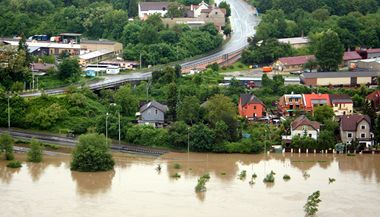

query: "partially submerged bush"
(7, 160), (22, 168)
(283, 174), (291, 180)
(172, 173), (181, 179)
(304, 191), (321, 216)
(27, 139), (43, 163)
(238, 170), (247, 180)
(263, 172), (275, 183)
(195, 174), (211, 192)
(174, 163), (181, 169)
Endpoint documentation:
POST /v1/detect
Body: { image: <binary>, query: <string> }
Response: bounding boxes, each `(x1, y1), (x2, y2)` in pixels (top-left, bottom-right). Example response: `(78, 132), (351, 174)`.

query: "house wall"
(139, 10), (168, 20)
(49, 48), (80, 56)
(239, 102), (265, 118)
(162, 16), (225, 31)
(79, 52), (115, 65)
(316, 77), (350, 86)
(291, 126), (318, 140)
(278, 96), (304, 116)
(80, 42), (123, 54)
(332, 103), (353, 116)
(302, 78), (317, 86)
(193, 4), (209, 17)
(340, 120), (371, 144)
(368, 53), (380, 59)
(141, 107), (165, 122)
(357, 77), (371, 85)
(356, 61), (380, 71)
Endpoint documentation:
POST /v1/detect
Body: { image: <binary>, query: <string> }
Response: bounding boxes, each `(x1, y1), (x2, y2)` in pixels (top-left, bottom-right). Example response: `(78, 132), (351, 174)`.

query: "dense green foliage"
(0, 133), (15, 160)
(304, 190), (321, 216)
(246, 0), (380, 66)
(6, 160), (22, 168)
(70, 133), (114, 172)
(27, 139), (43, 162)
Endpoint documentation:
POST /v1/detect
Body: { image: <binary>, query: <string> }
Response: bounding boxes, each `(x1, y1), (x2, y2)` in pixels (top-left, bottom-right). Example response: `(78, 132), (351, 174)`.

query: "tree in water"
(27, 139), (43, 163)
(304, 191), (321, 216)
(71, 134), (115, 172)
(0, 133), (14, 160)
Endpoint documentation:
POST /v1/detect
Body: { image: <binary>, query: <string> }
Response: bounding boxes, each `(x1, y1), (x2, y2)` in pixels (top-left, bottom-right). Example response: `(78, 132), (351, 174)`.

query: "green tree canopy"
(57, 57), (81, 80)
(70, 133), (115, 172)
(0, 133), (14, 160)
(313, 105), (334, 123)
(314, 30), (344, 72)
(27, 139), (43, 163)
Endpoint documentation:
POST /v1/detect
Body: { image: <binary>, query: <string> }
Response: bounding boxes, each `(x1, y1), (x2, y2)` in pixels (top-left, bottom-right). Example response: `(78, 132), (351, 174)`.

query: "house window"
(361, 125), (365, 130)
(296, 105), (300, 109)
(155, 109), (158, 115)
(254, 106), (256, 109)
(361, 133), (366, 138)
(309, 134), (312, 138)
(347, 133), (352, 138)
(295, 98), (299, 102)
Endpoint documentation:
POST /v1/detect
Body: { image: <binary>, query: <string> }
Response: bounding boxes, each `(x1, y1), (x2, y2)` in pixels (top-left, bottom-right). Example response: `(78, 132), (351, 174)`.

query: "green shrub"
(0, 133), (14, 160)
(263, 172), (275, 183)
(7, 160), (22, 168)
(283, 174), (291, 180)
(70, 134), (115, 172)
(195, 174), (211, 192)
(238, 170), (247, 180)
(304, 191), (321, 216)
(174, 163), (181, 169)
(172, 173), (181, 179)
(27, 139), (43, 163)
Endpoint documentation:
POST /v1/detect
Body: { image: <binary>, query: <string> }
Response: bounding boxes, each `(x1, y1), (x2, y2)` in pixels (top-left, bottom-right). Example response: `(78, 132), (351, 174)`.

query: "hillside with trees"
(243, 0), (380, 67)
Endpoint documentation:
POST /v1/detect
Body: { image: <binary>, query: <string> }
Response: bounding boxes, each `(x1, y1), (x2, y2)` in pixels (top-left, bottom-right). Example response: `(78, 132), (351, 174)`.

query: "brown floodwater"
(0, 152), (380, 217)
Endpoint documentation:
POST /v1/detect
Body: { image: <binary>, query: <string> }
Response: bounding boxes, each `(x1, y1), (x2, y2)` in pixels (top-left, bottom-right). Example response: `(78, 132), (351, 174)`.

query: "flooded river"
(0, 152), (380, 217)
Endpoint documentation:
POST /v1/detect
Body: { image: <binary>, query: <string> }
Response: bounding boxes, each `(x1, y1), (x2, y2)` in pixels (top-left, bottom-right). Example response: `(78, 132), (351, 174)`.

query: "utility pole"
(118, 111), (121, 146)
(106, 112), (109, 146)
(7, 95), (11, 131)
(140, 53), (142, 70)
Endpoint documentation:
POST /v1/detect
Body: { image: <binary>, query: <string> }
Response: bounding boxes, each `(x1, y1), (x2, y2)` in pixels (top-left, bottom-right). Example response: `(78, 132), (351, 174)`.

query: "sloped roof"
(139, 2), (169, 11)
(278, 37), (309, 45)
(291, 115), (320, 131)
(367, 48), (380, 54)
(343, 51), (362, 61)
(240, 94), (264, 106)
(278, 55), (315, 66)
(340, 114), (371, 131)
(140, 100), (168, 113)
(303, 93), (331, 107)
(31, 63), (56, 72)
(366, 90), (380, 101)
(329, 94), (353, 104)
(302, 71), (378, 78)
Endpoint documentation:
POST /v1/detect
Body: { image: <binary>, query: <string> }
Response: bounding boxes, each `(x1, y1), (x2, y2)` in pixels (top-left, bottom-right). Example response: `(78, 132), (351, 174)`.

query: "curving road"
(181, 0), (259, 69)
(20, 0), (259, 97)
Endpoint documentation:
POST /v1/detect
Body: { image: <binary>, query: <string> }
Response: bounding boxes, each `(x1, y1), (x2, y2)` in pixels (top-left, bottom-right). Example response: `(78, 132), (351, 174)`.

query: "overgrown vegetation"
(27, 139), (43, 163)
(263, 171), (275, 183)
(195, 173), (211, 192)
(70, 133), (115, 172)
(0, 133), (14, 160)
(6, 160), (22, 168)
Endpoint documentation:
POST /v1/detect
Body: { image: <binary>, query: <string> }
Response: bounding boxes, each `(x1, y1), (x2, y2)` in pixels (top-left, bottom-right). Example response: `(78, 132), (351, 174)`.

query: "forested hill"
(0, 0), (135, 40)
(251, 0), (380, 49)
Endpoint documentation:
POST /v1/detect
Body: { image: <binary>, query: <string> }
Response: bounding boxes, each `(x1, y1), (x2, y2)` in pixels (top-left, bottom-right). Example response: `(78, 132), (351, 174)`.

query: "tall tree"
(315, 30), (344, 72)
(167, 82), (178, 120)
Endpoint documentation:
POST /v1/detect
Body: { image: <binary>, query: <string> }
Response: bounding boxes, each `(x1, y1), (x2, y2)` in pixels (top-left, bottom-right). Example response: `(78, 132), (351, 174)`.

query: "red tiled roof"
(278, 55), (315, 66)
(340, 114), (371, 131)
(367, 48), (380, 54)
(366, 90), (380, 101)
(303, 93), (331, 109)
(291, 115), (320, 131)
(343, 51), (362, 61)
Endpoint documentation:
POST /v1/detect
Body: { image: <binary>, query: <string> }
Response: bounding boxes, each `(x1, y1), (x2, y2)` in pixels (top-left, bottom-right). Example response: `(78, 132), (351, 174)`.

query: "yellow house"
(329, 94), (353, 116)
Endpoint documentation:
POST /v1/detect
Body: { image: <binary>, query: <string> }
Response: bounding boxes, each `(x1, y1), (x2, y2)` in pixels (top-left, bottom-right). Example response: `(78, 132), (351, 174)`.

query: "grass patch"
(220, 61), (250, 73)
(283, 174), (291, 180)
(173, 163), (181, 169)
(347, 153), (356, 156)
(7, 160), (22, 168)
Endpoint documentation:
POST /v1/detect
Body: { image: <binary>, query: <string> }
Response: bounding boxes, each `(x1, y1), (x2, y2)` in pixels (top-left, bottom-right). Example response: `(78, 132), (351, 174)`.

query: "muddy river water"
(0, 152), (379, 217)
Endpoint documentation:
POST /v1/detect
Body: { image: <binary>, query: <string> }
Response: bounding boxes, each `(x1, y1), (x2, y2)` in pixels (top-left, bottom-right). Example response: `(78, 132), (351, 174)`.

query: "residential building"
(100, 60), (139, 69)
(301, 71), (378, 87)
(138, 2), (169, 20)
(238, 94), (266, 119)
(356, 58), (380, 71)
(342, 51), (362, 66)
(340, 114), (373, 148)
(277, 37), (309, 49)
(30, 63), (56, 73)
(367, 48), (380, 59)
(290, 115), (320, 140)
(191, 1), (210, 17)
(138, 101), (168, 127)
(366, 90), (380, 111)
(275, 55), (314, 72)
(303, 93), (330, 113)
(277, 93), (305, 116)
(329, 94), (353, 116)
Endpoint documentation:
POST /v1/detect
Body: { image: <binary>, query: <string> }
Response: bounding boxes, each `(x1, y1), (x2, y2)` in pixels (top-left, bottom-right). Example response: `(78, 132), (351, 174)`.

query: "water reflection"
(27, 162), (48, 182)
(71, 170), (115, 196)
(0, 165), (21, 184)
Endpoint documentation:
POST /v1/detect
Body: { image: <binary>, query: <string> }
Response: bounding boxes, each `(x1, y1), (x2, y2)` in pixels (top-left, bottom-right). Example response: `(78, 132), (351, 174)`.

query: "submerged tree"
(0, 133), (14, 160)
(27, 139), (43, 163)
(71, 134), (115, 172)
(304, 191), (322, 216)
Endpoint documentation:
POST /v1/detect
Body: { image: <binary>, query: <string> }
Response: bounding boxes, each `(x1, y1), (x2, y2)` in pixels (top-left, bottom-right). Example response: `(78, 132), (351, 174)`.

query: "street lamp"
(106, 112), (109, 146)
(7, 94), (11, 131)
(110, 103), (121, 146)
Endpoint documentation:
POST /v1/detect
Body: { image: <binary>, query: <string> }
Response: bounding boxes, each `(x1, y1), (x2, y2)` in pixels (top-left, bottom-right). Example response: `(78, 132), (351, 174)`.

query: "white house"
(290, 115), (320, 140)
(190, 1), (210, 18)
(138, 2), (169, 20)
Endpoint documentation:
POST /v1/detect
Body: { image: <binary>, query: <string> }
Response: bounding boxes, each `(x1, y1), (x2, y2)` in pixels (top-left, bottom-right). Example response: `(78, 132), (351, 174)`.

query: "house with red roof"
(366, 90), (380, 111)
(342, 51), (362, 66)
(238, 94), (266, 120)
(367, 48), (380, 59)
(302, 93), (331, 113)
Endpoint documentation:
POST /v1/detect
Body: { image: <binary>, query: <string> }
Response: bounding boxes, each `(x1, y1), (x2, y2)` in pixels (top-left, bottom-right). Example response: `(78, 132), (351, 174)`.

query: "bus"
(85, 64), (120, 75)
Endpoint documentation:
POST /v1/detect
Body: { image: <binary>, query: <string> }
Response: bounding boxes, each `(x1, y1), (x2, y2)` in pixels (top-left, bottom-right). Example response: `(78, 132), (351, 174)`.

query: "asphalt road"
(0, 128), (168, 156)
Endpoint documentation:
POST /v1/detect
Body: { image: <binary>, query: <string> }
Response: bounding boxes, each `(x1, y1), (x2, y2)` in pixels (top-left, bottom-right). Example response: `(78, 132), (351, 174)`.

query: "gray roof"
(329, 94), (353, 104)
(240, 94), (264, 106)
(81, 39), (118, 45)
(140, 101), (168, 113)
(302, 71), (378, 78)
(139, 2), (169, 11)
